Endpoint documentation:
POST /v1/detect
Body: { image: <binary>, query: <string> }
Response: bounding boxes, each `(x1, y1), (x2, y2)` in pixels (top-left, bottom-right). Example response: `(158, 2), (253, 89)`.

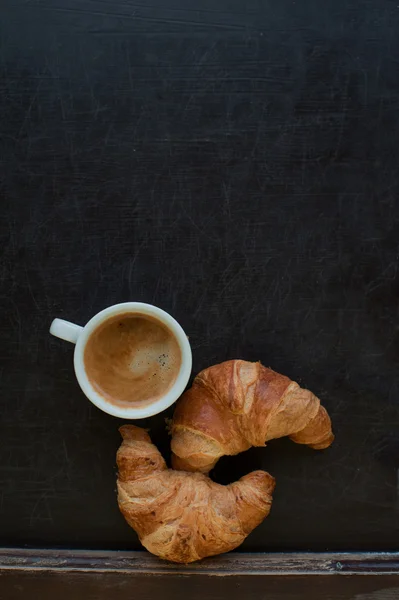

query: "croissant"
(117, 425), (275, 563)
(171, 360), (334, 473)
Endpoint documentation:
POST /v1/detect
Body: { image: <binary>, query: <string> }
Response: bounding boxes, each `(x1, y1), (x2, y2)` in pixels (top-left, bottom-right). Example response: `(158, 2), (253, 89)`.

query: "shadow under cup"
(83, 312), (184, 409)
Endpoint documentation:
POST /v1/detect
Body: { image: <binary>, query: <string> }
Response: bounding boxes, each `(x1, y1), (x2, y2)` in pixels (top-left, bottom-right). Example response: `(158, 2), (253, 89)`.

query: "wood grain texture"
(1, 548), (399, 575)
(1, 550), (399, 600)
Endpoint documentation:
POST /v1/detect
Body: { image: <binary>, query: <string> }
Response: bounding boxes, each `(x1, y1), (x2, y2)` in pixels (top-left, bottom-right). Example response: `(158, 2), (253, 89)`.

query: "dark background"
(1, 0), (398, 552)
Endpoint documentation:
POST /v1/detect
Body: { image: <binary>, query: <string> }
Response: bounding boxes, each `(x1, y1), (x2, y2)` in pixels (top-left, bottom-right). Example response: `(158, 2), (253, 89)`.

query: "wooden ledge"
(1, 549), (399, 576)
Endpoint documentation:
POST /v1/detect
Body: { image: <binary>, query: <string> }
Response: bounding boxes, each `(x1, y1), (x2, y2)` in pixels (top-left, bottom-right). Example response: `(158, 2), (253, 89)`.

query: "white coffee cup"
(49, 302), (192, 419)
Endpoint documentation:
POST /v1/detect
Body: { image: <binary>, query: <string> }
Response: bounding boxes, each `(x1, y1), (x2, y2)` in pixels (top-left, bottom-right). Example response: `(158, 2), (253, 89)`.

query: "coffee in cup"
(84, 312), (182, 408)
(49, 303), (192, 419)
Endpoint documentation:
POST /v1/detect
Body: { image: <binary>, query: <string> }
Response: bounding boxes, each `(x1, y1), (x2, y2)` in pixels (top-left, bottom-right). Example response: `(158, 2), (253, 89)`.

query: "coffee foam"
(84, 313), (182, 407)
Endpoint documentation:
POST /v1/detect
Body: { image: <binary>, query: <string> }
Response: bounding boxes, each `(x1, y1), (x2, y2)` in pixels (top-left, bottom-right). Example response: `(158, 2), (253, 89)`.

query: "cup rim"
(73, 302), (192, 418)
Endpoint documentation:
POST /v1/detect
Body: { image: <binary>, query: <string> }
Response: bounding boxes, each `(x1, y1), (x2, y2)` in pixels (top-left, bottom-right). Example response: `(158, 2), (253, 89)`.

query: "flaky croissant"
(117, 425), (275, 563)
(171, 360), (334, 473)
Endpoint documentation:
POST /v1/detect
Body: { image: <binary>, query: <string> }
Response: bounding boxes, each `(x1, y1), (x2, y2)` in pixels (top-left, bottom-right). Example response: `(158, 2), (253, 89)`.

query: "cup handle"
(50, 318), (83, 345)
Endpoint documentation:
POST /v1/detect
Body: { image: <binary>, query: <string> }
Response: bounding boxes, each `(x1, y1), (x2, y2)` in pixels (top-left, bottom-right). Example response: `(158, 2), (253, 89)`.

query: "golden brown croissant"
(171, 360), (334, 473)
(117, 424), (275, 563)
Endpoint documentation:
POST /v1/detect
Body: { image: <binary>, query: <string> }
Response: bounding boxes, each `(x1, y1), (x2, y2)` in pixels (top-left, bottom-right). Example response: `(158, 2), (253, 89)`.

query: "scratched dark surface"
(1, 0), (399, 552)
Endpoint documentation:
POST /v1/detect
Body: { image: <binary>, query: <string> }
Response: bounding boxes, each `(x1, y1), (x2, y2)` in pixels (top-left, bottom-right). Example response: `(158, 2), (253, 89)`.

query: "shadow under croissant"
(116, 425), (275, 564)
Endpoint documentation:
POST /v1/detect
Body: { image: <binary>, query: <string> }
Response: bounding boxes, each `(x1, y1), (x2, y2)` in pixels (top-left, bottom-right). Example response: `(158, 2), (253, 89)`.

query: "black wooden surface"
(1, 0), (399, 555)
